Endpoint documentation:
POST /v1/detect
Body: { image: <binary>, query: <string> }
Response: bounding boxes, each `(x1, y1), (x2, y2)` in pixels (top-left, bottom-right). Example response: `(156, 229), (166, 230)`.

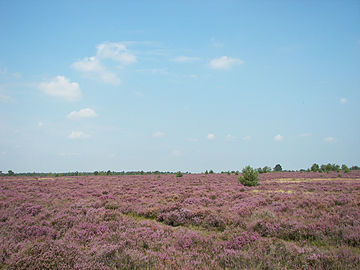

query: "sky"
(0, 0), (359, 173)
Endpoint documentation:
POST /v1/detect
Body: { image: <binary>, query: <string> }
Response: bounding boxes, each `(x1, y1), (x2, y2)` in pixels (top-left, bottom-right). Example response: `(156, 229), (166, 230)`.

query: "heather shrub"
(238, 166), (258, 187)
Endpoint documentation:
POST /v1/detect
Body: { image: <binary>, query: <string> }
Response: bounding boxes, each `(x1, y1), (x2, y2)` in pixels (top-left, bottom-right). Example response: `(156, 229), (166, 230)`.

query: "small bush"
(238, 166), (258, 186)
(176, 171), (183, 177)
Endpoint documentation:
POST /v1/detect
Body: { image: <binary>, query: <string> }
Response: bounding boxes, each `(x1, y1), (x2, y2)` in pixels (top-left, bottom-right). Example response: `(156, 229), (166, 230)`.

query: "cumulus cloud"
(153, 131), (165, 138)
(324, 137), (336, 143)
(68, 131), (89, 139)
(38, 76), (81, 101)
(207, 133), (215, 140)
(242, 135), (252, 141)
(71, 42), (136, 85)
(172, 56), (200, 63)
(274, 134), (283, 141)
(340, 98), (347, 104)
(67, 108), (98, 120)
(209, 56), (244, 69)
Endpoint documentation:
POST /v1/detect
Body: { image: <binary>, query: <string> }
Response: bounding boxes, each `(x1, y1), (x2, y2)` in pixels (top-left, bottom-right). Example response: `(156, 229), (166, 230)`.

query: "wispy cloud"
(210, 38), (224, 48)
(134, 91), (144, 97)
(209, 56), (244, 69)
(172, 56), (200, 63)
(171, 149), (181, 157)
(242, 135), (252, 141)
(67, 108), (98, 120)
(68, 131), (89, 139)
(299, 133), (312, 137)
(226, 134), (236, 141)
(38, 76), (81, 101)
(96, 42), (137, 64)
(153, 131), (165, 138)
(324, 136), (336, 143)
(274, 134), (284, 141)
(207, 133), (215, 140)
(37, 121), (44, 127)
(340, 98), (347, 104)
(59, 152), (80, 157)
(0, 93), (14, 103)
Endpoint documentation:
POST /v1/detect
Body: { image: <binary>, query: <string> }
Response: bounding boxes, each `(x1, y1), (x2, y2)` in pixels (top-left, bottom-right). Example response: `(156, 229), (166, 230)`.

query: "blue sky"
(0, 0), (359, 172)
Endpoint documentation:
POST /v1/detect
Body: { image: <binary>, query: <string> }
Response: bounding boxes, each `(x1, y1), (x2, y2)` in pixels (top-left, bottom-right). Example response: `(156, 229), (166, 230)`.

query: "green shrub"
(176, 171), (183, 177)
(238, 166), (258, 187)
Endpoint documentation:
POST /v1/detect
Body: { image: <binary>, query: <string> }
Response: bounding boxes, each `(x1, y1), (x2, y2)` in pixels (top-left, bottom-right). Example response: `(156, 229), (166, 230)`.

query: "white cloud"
(209, 56), (244, 69)
(226, 134), (236, 141)
(274, 134), (283, 141)
(207, 133), (215, 140)
(96, 42), (137, 65)
(38, 76), (81, 101)
(324, 137), (336, 143)
(59, 152), (80, 157)
(71, 57), (121, 85)
(340, 98), (347, 104)
(67, 108), (98, 120)
(172, 149), (181, 157)
(153, 131), (165, 138)
(68, 131), (89, 139)
(184, 74), (198, 79)
(0, 93), (14, 103)
(71, 42), (136, 85)
(135, 91), (144, 97)
(210, 38), (224, 48)
(242, 135), (252, 141)
(172, 56), (200, 63)
(38, 121), (43, 127)
(71, 56), (102, 72)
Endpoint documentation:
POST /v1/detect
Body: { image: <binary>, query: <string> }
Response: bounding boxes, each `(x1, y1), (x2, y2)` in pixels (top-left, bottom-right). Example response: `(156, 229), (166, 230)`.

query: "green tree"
(341, 164), (350, 173)
(8, 170), (15, 176)
(176, 171), (183, 177)
(310, 163), (320, 172)
(273, 164), (282, 172)
(238, 166), (258, 187)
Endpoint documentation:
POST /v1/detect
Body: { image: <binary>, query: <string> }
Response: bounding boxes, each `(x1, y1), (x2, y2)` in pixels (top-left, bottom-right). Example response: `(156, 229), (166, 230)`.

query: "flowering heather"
(1, 171), (360, 269)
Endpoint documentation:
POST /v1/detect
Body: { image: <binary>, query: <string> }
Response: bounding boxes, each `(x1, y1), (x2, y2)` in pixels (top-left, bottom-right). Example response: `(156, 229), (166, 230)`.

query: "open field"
(1, 171), (360, 269)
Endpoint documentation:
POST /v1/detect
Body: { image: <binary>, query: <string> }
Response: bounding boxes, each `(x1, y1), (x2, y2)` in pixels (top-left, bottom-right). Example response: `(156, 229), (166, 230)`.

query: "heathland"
(1, 171), (360, 269)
